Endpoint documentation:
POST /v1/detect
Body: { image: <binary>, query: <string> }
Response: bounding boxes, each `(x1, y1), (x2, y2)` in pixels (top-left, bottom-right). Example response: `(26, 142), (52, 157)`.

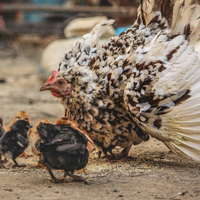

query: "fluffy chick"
(0, 117), (5, 138)
(55, 117), (94, 175)
(6, 111), (31, 132)
(55, 117), (94, 155)
(6, 111), (32, 158)
(0, 120), (32, 168)
(30, 119), (52, 167)
(36, 122), (89, 183)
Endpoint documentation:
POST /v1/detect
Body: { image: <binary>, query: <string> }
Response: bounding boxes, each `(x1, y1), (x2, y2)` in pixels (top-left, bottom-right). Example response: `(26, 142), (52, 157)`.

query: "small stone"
(4, 188), (13, 192)
(177, 191), (188, 196)
(113, 189), (119, 192)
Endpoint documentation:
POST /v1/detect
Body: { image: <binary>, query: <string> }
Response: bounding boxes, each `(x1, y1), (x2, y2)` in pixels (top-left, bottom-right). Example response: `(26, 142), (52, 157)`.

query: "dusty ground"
(0, 45), (200, 200)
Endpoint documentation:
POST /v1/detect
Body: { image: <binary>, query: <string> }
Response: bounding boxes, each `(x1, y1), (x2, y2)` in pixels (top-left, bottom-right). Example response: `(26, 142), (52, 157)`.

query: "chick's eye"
(25, 118), (28, 121)
(17, 116), (21, 119)
(57, 80), (65, 85)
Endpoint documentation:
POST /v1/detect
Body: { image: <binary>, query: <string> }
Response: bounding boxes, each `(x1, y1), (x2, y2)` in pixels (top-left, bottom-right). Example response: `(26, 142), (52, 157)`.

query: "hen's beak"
(40, 70), (58, 91)
(40, 84), (52, 91)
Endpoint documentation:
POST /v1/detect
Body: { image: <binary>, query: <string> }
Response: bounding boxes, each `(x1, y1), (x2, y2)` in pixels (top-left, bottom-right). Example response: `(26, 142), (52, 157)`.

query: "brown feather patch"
(174, 90), (191, 105)
(153, 119), (162, 129)
(166, 46), (180, 60)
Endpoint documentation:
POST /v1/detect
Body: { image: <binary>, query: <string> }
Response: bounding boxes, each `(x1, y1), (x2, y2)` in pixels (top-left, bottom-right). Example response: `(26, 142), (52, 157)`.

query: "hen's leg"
(117, 145), (132, 159)
(102, 148), (117, 160)
(98, 151), (102, 158)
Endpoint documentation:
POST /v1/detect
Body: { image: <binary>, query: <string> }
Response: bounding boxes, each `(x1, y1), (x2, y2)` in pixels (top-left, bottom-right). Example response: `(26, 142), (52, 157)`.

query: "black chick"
(0, 120), (32, 168)
(0, 117), (5, 138)
(36, 122), (89, 183)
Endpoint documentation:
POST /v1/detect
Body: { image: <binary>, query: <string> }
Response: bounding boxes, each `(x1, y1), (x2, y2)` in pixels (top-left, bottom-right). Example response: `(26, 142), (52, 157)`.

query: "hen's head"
(40, 65), (100, 103)
(40, 70), (72, 98)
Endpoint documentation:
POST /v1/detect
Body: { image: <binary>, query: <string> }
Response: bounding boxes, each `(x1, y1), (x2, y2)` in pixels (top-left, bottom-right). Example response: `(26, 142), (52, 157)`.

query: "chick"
(30, 119), (52, 167)
(55, 117), (94, 155)
(0, 120), (32, 168)
(36, 122), (89, 183)
(6, 111), (32, 157)
(6, 111), (31, 132)
(0, 117), (6, 166)
(0, 117), (5, 138)
(55, 117), (94, 175)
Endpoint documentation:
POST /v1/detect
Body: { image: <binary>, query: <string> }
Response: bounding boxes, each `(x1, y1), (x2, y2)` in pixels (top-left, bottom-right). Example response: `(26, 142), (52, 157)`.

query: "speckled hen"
(40, 0), (200, 161)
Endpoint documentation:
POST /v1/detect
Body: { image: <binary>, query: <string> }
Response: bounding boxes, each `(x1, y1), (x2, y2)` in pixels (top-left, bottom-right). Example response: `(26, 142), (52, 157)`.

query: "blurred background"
(0, 0), (140, 126)
(0, 0), (140, 63)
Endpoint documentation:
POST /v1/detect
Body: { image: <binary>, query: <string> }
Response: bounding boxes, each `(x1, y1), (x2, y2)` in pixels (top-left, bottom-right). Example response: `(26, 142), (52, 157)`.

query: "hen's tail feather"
(90, 19), (115, 41)
(144, 78), (200, 162)
(138, 0), (200, 44)
(164, 141), (200, 161)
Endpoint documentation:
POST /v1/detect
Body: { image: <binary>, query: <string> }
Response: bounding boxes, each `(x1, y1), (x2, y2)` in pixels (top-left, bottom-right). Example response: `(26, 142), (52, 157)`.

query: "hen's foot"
(116, 146), (132, 159)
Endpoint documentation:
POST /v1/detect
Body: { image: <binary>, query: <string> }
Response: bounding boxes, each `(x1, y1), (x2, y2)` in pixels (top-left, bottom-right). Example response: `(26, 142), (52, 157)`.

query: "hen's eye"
(58, 80), (65, 85)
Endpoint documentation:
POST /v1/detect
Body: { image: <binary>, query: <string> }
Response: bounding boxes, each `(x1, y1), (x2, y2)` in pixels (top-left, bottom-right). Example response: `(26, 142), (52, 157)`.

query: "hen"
(36, 121), (89, 183)
(0, 120), (32, 168)
(40, 0), (200, 161)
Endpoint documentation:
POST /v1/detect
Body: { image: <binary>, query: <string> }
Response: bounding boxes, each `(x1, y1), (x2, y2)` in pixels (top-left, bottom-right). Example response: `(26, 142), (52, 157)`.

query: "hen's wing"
(123, 13), (200, 161)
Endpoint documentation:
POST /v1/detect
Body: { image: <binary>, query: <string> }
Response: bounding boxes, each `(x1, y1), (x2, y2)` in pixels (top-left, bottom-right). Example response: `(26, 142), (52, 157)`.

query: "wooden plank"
(6, 21), (66, 35)
(1, 4), (137, 17)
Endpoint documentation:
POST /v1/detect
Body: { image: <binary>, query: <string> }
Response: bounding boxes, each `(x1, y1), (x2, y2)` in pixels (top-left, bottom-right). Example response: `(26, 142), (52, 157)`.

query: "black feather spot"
(153, 119), (162, 129)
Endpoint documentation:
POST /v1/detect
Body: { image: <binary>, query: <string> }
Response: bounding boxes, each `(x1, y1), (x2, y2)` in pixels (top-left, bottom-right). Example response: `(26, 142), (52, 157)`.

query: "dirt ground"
(0, 44), (200, 200)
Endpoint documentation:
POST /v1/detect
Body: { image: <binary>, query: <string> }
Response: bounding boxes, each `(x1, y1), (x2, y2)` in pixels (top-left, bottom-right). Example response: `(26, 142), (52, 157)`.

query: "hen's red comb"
(45, 70), (58, 84)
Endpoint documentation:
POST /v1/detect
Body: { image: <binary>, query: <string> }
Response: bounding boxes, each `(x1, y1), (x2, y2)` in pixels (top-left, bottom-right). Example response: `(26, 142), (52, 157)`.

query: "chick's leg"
(45, 164), (66, 183)
(12, 158), (26, 167)
(66, 171), (89, 184)
(0, 153), (5, 168)
(19, 152), (33, 158)
(75, 167), (87, 175)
